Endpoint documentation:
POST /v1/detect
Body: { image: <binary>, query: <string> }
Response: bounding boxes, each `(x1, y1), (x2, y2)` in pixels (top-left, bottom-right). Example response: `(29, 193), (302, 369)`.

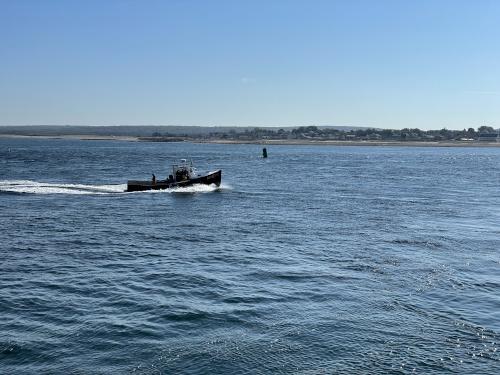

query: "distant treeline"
(155, 125), (499, 142)
(0, 125), (498, 141)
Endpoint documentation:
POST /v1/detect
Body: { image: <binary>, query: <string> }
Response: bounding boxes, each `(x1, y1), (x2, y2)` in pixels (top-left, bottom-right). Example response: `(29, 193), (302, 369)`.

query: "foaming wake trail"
(0, 180), (232, 195)
(0, 180), (127, 195)
(140, 182), (232, 194)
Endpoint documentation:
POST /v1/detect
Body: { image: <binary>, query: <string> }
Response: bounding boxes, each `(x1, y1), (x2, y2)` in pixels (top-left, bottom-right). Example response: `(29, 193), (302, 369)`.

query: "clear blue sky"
(1, 0), (499, 129)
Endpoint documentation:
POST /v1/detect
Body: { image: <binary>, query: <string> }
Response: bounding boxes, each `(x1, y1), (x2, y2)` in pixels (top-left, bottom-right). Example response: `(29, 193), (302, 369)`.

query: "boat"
(126, 159), (222, 192)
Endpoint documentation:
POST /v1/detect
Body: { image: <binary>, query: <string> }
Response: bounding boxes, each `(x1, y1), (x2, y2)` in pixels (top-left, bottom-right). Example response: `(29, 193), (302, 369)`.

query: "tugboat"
(126, 159), (222, 192)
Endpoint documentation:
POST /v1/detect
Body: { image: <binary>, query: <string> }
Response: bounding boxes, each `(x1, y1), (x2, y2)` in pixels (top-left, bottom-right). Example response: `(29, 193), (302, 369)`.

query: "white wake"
(136, 182), (230, 194)
(0, 180), (229, 195)
(0, 180), (126, 195)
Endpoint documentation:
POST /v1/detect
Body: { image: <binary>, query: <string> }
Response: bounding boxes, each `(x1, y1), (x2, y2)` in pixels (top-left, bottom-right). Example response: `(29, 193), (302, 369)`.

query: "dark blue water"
(1, 138), (499, 374)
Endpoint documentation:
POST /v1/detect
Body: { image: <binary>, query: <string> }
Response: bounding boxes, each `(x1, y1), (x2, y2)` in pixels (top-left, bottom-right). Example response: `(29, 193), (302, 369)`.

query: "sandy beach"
(0, 134), (140, 142)
(2, 133), (500, 147)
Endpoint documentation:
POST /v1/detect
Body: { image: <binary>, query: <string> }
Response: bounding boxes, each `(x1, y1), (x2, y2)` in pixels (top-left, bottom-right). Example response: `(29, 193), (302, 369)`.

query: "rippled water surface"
(1, 138), (499, 374)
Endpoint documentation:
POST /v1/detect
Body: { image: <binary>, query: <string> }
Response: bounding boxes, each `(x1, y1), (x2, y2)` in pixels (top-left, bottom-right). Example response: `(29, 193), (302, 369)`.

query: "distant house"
(478, 132), (499, 142)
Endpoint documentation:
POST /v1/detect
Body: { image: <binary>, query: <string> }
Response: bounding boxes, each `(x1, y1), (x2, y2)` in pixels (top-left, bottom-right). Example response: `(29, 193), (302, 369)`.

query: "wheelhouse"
(172, 159), (196, 182)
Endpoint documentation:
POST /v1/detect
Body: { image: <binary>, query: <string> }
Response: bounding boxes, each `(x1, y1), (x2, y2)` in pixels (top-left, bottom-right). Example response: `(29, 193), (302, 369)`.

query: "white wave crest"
(0, 180), (127, 195)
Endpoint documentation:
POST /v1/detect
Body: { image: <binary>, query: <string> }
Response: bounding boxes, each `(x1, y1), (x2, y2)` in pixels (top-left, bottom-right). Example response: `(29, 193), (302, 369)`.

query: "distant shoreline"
(196, 139), (500, 147)
(1, 133), (500, 147)
(0, 134), (140, 142)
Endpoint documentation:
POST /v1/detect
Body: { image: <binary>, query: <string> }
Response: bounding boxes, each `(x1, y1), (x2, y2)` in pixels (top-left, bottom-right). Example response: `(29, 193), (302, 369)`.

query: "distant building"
(478, 132), (499, 142)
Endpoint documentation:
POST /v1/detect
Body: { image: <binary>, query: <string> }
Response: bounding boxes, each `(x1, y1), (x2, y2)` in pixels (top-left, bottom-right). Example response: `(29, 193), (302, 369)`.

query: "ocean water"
(1, 138), (499, 374)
